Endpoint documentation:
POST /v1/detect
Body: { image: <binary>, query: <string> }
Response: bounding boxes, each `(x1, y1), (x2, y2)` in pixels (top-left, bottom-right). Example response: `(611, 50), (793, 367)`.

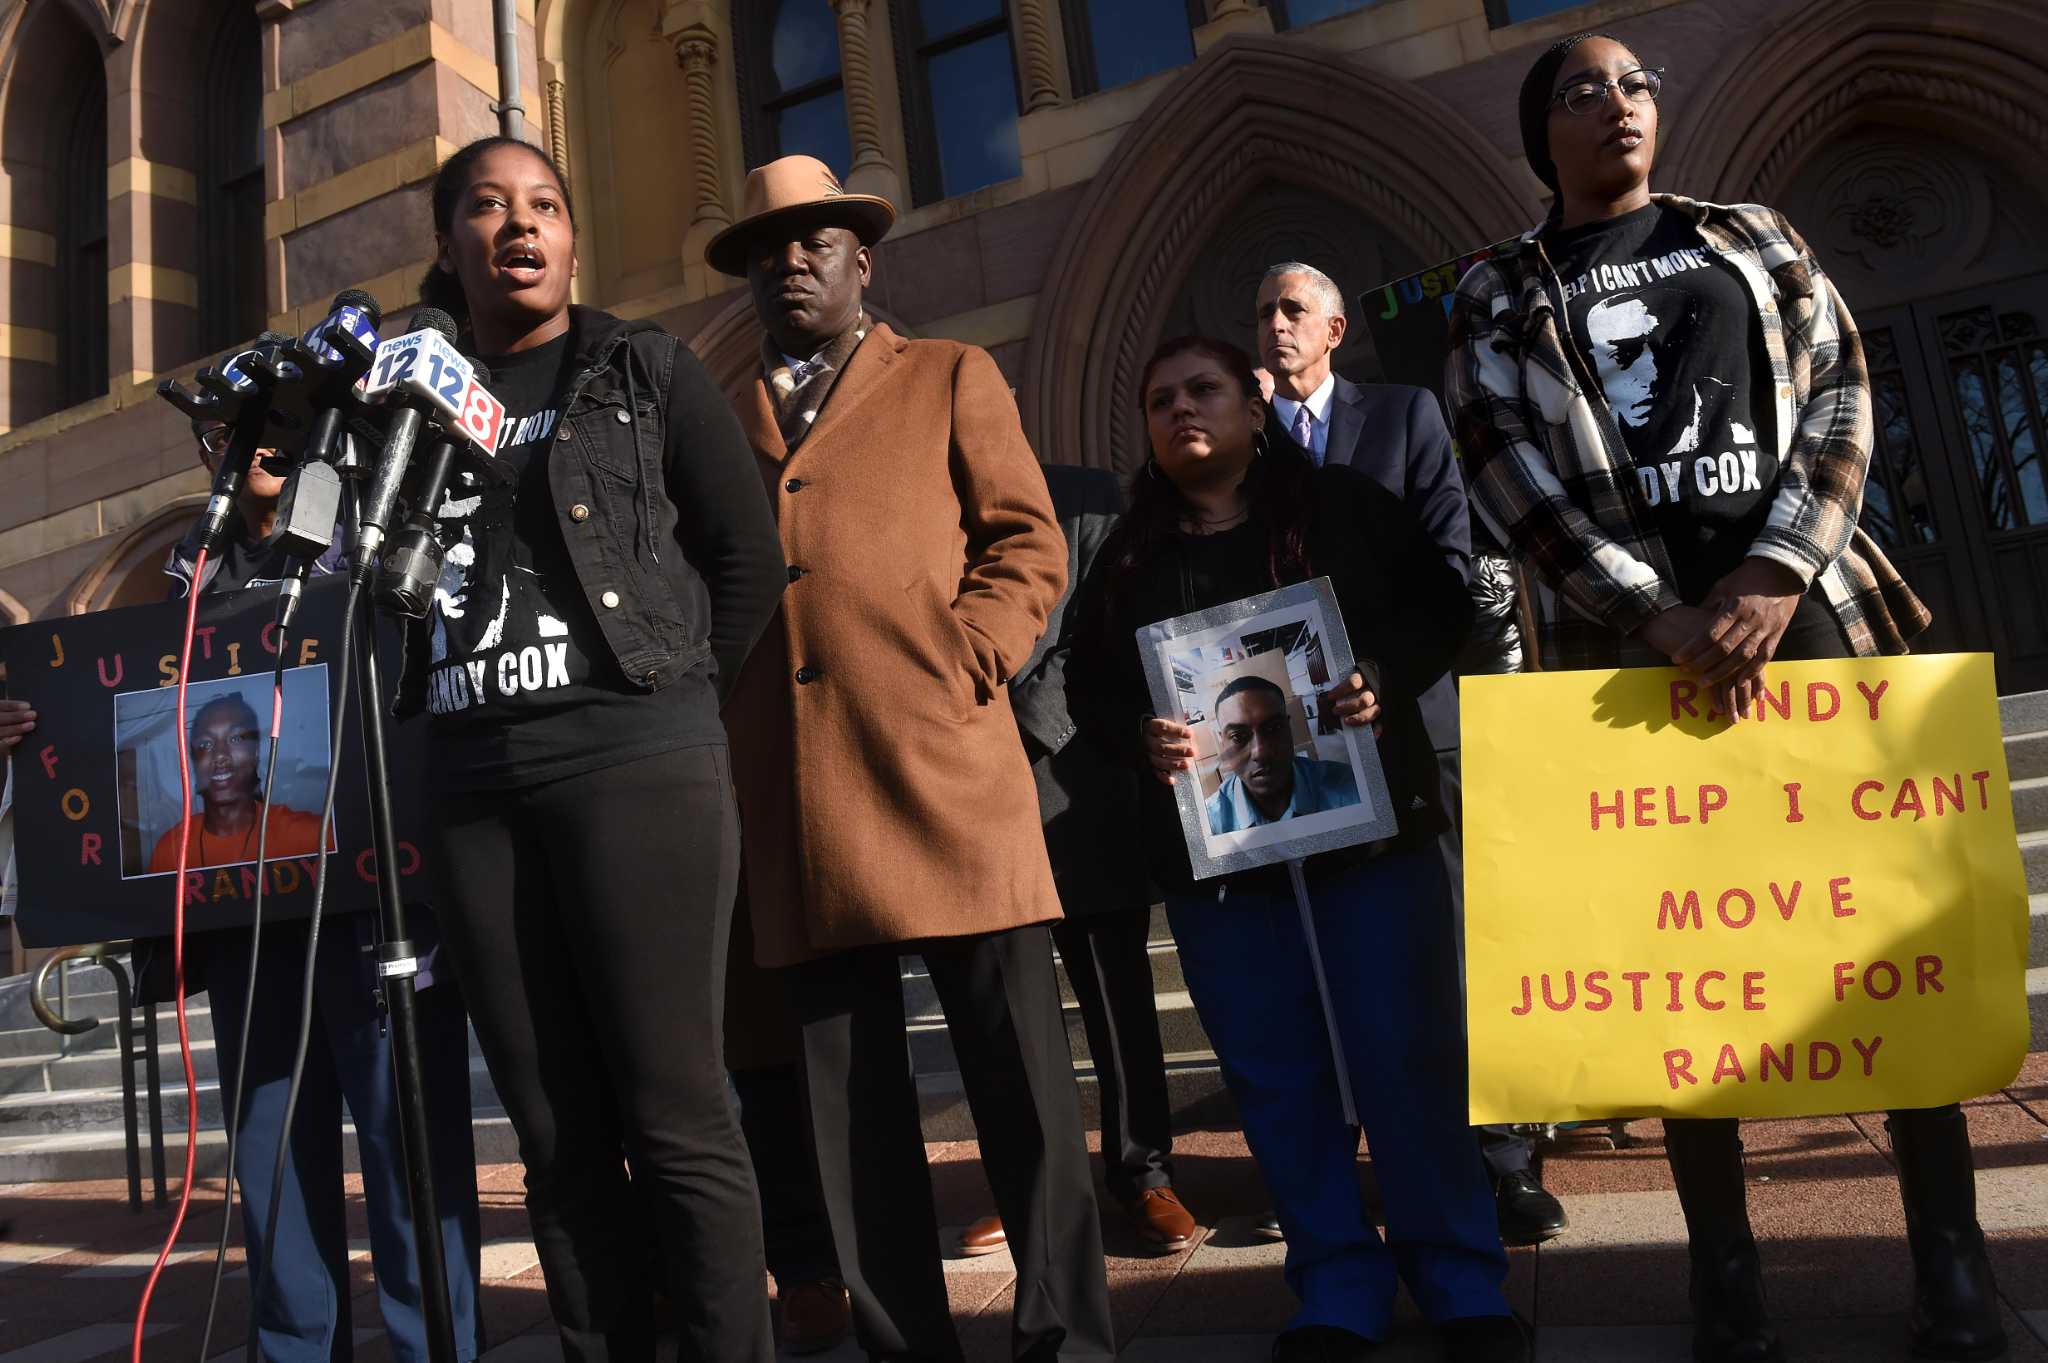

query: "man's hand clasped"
(1639, 557), (1807, 718)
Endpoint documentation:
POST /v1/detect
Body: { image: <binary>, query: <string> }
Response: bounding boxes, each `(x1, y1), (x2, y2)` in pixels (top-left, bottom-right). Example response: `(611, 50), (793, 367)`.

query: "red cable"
(132, 546), (208, 1363)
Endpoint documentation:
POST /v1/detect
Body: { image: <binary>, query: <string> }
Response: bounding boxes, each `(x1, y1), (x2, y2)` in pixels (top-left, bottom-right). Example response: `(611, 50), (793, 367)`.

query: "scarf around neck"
(761, 314), (870, 449)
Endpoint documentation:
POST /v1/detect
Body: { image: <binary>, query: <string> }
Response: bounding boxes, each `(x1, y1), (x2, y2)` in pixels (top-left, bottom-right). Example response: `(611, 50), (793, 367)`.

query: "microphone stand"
(335, 469), (459, 1363)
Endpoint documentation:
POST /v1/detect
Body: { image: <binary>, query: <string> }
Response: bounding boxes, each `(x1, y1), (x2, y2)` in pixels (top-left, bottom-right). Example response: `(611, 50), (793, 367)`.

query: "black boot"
(1663, 1119), (1783, 1363)
(1888, 1106), (2007, 1361)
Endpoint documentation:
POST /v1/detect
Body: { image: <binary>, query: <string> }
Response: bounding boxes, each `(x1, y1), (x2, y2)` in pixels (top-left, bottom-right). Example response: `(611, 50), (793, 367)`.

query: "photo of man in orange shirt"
(147, 692), (327, 873)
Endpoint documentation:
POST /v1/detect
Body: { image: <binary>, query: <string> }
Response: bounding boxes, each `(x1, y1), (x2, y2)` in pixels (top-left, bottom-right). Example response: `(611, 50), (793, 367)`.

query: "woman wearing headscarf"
(1444, 31), (2003, 1363)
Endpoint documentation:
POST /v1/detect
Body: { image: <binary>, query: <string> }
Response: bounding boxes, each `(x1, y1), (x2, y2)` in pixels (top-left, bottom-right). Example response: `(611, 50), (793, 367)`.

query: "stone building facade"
(0, 0), (2044, 691)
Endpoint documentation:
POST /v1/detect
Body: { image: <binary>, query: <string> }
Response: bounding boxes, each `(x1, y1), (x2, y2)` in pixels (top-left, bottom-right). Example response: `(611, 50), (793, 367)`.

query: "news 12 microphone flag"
(1460, 655), (2031, 1123)
(0, 577), (433, 946)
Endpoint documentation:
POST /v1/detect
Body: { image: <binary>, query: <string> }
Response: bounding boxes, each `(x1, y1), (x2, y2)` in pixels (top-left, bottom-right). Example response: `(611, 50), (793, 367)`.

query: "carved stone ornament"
(672, 24), (730, 228)
(1813, 141), (1967, 273)
(829, 0), (891, 176)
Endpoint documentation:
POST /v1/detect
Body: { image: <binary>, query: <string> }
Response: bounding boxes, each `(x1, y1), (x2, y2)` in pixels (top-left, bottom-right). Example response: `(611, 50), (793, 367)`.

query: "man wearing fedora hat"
(711, 157), (1117, 1362)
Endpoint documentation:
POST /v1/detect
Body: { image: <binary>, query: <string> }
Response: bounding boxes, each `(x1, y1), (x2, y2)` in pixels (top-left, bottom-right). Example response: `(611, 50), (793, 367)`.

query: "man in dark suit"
(955, 463), (1199, 1260)
(1256, 262), (1567, 1247)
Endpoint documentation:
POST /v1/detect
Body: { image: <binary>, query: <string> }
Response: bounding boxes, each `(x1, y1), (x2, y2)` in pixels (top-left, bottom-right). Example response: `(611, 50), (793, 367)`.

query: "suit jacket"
(1008, 465), (1148, 918)
(722, 323), (1068, 966)
(1314, 375), (1471, 749)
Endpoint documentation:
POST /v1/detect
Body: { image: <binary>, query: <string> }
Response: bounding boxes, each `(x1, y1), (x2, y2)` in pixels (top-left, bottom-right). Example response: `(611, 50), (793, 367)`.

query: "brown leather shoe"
(779, 1277), (851, 1356)
(1124, 1186), (1197, 1249)
(956, 1214), (1008, 1256)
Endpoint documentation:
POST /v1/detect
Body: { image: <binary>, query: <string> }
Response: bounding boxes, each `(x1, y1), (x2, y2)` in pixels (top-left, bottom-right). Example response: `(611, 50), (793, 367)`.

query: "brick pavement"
(0, 1053), (2043, 1362)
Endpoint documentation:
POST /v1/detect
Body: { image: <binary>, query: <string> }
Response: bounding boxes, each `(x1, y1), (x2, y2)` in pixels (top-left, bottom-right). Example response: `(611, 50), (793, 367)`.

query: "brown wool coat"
(722, 323), (1068, 967)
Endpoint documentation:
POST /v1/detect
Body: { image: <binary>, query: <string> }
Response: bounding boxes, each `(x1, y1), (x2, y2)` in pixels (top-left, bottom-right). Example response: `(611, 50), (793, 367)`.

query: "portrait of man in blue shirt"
(1201, 674), (1361, 834)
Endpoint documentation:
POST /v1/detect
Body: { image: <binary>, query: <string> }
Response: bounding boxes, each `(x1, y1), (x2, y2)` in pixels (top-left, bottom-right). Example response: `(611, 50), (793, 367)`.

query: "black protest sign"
(0, 576), (430, 945)
(1360, 242), (1511, 398)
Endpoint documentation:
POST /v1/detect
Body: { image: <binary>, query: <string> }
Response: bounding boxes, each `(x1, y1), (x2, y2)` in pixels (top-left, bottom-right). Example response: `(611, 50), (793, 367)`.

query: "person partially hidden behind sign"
(1203, 675), (1360, 833)
(145, 694), (326, 872)
(1445, 29), (1997, 1363)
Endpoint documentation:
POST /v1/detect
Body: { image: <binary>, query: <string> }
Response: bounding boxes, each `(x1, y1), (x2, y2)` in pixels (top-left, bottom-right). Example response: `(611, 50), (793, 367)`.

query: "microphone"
(286, 289), (383, 467)
(189, 332), (296, 555)
(352, 308), (479, 582)
(376, 361), (494, 617)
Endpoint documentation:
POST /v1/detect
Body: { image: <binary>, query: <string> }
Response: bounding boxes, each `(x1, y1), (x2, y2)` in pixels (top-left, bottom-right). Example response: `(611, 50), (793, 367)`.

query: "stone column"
(829, 0), (906, 205)
(543, 77), (572, 183)
(672, 26), (732, 234)
(1195, 0), (1274, 49)
(1012, 0), (1068, 113)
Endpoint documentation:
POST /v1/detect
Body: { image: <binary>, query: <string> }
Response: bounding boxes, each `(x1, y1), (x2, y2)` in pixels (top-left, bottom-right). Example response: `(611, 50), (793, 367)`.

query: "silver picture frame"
(1136, 577), (1399, 880)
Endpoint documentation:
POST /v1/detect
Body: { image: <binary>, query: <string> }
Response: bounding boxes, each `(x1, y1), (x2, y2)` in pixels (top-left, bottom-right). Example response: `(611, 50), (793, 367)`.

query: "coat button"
(795, 665), (819, 684)
(569, 503), (590, 522)
(600, 590), (621, 609)
(644, 670), (659, 684)
(787, 564), (806, 582)
(785, 478), (804, 493)
(614, 409), (631, 424)
(557, 429), (571, 441)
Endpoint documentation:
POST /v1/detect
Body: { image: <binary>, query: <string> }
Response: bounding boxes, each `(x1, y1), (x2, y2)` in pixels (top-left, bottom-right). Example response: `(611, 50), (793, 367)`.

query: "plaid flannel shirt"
(1443, 194), (1931, 671)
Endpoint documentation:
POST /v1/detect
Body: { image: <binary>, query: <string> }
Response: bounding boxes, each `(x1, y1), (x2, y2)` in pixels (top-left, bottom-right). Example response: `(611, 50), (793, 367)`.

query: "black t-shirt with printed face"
(1547, 203), (1781, 603)
(421, 322), (713, 788)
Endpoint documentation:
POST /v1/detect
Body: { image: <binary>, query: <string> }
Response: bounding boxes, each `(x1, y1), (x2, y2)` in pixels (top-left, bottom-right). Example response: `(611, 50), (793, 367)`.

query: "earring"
(1253, 426), (1272, 459)
(1144, 458), (1166, 482)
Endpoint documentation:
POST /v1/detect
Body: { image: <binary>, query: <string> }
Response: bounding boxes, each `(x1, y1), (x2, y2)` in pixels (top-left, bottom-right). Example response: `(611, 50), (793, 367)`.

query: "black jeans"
(1049, 910), (1174, 1203)
(792, 926), (1116, 1363)
(732, 1062), (841, 1287)
(430, 744), (772, 1363)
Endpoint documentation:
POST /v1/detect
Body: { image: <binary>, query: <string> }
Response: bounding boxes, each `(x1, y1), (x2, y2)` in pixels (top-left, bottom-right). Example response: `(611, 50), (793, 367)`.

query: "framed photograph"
(112, 667), (339, 879)
(1137, 577), (1398, 879)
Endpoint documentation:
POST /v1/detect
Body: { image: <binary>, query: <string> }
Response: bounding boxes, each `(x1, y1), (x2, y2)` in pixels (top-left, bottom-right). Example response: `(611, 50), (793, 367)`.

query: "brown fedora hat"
(705, 156), (896, 277)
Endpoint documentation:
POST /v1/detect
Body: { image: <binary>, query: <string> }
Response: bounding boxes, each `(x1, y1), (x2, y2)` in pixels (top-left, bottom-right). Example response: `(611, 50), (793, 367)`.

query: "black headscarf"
(1517, 30), (1622, 196)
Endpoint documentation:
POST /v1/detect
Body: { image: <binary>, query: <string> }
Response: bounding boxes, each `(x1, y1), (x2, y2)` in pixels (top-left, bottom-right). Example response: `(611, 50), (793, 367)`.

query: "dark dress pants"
(1049, 909), (1174, 1204)
(1437, 744), (1534, 1179)
(791, 924), (1116, 1363)
(430, 745), (773, 1363)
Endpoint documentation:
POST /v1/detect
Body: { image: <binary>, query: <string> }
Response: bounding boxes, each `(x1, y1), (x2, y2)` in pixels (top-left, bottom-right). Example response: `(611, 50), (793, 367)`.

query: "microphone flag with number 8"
(365, 326), (506, 456)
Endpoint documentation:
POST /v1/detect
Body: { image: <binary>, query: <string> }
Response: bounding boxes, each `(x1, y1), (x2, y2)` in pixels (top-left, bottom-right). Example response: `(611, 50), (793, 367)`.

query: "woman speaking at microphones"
(1444, 32), (1999, 1363)
(405, 137), (786, 1362)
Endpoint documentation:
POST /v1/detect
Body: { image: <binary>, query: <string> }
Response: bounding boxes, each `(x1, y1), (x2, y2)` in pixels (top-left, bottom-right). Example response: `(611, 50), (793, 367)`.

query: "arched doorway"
(1661, 0), (2048, 691)
(65, 496), (205, 615)
(1021, 33), (1537, 480)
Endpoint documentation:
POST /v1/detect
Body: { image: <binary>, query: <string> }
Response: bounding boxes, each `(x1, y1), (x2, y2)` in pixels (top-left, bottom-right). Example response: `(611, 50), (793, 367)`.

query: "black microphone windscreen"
(468, 362), (492, 386)
(331, 288), (381, 328)
(411, 308), (458, 343)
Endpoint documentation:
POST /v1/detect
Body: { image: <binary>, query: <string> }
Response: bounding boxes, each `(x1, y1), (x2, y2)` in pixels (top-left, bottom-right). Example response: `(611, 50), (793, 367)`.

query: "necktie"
(1292, 403), (1318, 465)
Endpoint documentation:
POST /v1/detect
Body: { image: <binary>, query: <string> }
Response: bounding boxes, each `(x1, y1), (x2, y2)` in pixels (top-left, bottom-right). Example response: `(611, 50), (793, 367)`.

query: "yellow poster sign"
(1462, 655), (2030, 1123)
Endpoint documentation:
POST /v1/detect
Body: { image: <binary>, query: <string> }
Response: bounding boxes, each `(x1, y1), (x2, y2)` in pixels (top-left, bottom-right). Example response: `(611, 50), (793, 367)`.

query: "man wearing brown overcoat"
(709, 156), (1116, 1363)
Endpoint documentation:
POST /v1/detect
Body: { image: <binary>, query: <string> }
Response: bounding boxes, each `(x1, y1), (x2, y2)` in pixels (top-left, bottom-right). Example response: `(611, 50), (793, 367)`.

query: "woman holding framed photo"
(1064, 335), (1521, 1363)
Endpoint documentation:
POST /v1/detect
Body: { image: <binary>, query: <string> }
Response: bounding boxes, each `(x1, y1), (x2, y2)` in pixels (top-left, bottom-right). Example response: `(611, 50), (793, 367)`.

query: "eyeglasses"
(1550, 67), (1663, 117)
(197, 425), (231, 458)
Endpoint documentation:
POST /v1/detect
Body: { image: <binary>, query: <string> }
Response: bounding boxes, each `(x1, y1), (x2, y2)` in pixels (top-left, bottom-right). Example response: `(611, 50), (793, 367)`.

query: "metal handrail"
(28, 942), (165, 1208)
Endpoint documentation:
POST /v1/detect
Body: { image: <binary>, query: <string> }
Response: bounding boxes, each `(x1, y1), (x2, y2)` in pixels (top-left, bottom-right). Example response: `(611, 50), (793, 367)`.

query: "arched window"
(199, 0), (265, 351)
(737, 1), (854, 178)
(1270, 0), (1377, 28)
(57, 62), (109, 409)
(893, 0), (1021, 205)
(1064, 0), (1200, 96)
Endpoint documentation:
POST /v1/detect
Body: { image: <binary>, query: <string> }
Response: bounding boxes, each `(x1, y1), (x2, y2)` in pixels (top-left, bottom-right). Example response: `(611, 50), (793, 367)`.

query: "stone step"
(2008, 729), (2048, 782)
(0, 1111), (522, 1187)
(900, 938), (1187, 1020)
(907, 989), (1211, 1076)
(2030, 894), (2048, 971)
(2026, 829), (2048, 896)
(0, 1054), (503, 1140)
(915, 1049), (1231, 1143)
(0, 1001), (215, 1065)
(2031, 965), (2048, 1055)
(0, 1036), (225, 1097)
(2013, 775), (2048, 835)
(2001, 689), (2048, 736)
